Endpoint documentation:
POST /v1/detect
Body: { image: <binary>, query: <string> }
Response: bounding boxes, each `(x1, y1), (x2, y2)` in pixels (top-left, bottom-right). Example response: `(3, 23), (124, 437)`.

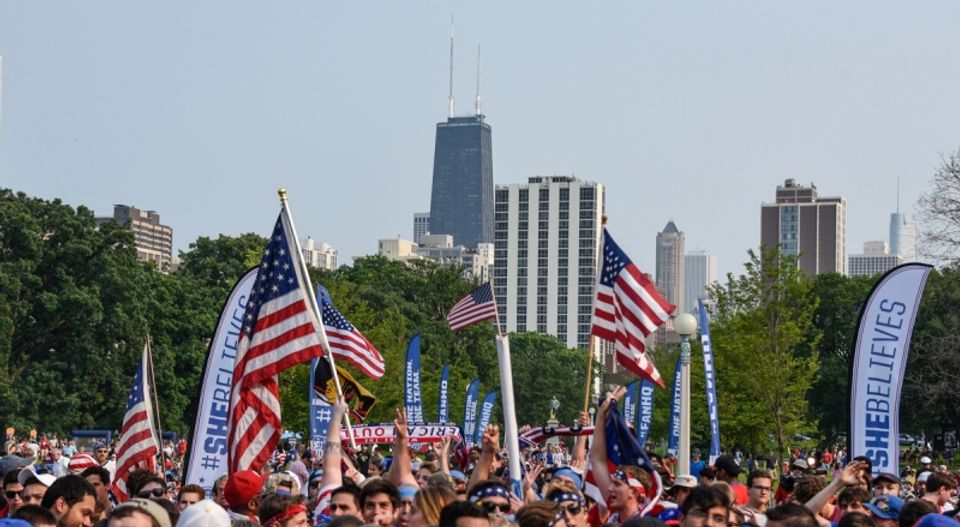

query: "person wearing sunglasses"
(135, 476), (168, 501)
(546, 482), (587, 527)
(467, 480), (512, 520)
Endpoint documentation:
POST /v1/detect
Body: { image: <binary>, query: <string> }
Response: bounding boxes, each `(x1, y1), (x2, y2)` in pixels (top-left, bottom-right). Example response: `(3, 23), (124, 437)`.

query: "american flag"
(318, 286), (385, 379)
(228, 207), (328, 474)
(590, 228), (674, 386)
(447, 282), (498, 332)
(113, 342), (159, 501)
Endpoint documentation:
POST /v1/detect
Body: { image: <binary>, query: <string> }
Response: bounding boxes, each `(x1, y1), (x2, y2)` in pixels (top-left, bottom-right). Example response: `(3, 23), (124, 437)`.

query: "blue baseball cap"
(398, 485), (418, 501)
(864, 495), (903, 520)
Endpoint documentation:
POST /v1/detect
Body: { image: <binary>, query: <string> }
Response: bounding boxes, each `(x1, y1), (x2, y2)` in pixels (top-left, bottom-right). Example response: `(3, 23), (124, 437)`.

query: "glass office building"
(429, 115), (494, 247)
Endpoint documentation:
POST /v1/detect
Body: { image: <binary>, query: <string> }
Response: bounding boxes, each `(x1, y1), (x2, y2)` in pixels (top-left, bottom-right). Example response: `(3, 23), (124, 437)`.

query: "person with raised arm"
(313, 400), (362, 522)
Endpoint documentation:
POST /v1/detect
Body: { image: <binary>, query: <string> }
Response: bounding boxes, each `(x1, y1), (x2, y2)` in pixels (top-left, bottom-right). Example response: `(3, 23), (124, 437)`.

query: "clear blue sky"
(2, 1), (958, 277)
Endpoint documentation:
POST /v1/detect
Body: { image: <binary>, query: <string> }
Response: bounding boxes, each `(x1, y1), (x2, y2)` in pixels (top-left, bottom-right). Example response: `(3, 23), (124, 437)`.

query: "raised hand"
(394, 407), (409, 441)
(482, 424), (500, 454)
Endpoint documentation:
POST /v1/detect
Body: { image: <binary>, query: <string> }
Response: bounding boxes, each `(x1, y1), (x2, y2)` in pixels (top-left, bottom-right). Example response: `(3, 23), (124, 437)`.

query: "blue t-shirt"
(690, 459), (706, 478)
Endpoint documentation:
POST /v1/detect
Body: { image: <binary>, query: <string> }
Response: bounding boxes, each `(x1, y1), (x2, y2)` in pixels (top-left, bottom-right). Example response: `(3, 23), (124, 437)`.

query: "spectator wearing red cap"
(223, 470), (264, 524)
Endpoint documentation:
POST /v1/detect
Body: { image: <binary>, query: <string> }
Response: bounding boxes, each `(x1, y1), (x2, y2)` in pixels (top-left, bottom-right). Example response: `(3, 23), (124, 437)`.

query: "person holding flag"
(586, 386), (662, 526)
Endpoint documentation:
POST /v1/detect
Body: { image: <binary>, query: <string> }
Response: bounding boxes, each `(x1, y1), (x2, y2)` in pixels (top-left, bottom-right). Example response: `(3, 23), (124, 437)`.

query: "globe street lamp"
(675, 312), (698, 476)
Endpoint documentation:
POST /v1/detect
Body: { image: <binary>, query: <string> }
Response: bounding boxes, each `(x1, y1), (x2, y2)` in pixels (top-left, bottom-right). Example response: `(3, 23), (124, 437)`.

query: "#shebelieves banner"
(475, 391), (498, 444)
(636, 379), (655, 446)
(463, 379), (480, 447)
(184, 268), (257, 491)
(850, 263), (932, 477)
(699, 299), (721, 464)
(667, 354), (682, 456)
(622, 381), (638, 426)
(438, 364), (451, 423)
(404, 334), (425, 424)
(308, 357), (333, 457)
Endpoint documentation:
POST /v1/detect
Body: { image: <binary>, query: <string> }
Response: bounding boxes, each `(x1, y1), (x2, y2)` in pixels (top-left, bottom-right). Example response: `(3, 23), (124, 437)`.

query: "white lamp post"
(675, 312), (698, 476)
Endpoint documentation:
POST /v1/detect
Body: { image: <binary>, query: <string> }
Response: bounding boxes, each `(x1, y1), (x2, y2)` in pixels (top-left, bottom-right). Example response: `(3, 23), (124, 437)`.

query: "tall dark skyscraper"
(428, 115), (494, 247)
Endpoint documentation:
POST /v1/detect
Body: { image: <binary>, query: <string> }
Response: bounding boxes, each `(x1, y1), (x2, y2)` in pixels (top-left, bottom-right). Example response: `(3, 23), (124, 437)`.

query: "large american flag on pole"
(113, 342), (159, 501)
(318, 285), (385, 380)
(447, 282), (498, 332)
(590, 228), (674, 386)
(228, 205), (328, 474)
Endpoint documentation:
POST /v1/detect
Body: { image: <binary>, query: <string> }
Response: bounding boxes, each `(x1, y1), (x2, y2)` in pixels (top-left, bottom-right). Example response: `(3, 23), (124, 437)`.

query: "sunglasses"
(137, 488), (165, 499)
(479, 501), (509, 514)
(561, 504), (583, 516)
(5, 490), (21, 500)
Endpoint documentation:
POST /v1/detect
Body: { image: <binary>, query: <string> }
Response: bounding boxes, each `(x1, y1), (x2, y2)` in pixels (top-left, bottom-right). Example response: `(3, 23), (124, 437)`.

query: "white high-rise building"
(413, 212), (430, 245)
(849, 241), (902, 277)
(493, 176), (604, 349)
(889, 212), (918, 262)
(684, 251), (718, 314)
(301, 237), (338, 270)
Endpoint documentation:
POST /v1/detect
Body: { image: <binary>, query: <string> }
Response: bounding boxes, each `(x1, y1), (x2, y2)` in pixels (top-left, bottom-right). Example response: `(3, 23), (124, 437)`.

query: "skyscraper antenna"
(475, 44), (482, 116)
(448, 14), (455, 118)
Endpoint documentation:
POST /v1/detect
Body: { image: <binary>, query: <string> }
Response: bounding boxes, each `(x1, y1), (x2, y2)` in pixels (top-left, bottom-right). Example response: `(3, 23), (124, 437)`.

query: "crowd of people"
(0, 390), (957, 527)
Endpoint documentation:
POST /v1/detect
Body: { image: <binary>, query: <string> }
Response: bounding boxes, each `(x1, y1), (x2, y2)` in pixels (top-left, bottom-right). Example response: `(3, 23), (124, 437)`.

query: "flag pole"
(490, 288), (523, 495)
(582, 216), (608, 414)
(278, 188), (358, 451)
(146, 335), (165, 473)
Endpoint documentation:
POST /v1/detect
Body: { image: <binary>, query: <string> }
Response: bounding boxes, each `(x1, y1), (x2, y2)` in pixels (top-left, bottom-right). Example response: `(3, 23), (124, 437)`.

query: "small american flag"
(113, 342), (159, 501)
(447, 282), (498, 332)
(590, 228), (674, 386)
(228, 206), (327, 474)
(318, 286), (385, 380)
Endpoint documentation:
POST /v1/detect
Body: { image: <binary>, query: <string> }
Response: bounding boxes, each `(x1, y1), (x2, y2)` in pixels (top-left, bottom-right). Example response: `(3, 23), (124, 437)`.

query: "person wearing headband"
(546, 481), (587, 527)
(467, 480), (512, 520)
(259, 494), (308, 527)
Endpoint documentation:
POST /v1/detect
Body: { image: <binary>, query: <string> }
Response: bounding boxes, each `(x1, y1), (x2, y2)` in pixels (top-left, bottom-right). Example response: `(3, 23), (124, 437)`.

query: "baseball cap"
(68, 454), (98, 474)
(223, 470), (265, 508)
(871, 473), (901, 487)
(920, 456), (932, 464)
(176, 499), (230, 527)
(449, 470), (467, 483)
(713, 454), (741, 476)
(672, 474), (697, 489)
(863, 495), (903, 520)
(114, 498), (173, 527)
(917, 471), (932, 483)
(17, 467), (56, 487)
(0, 456), (33, 477)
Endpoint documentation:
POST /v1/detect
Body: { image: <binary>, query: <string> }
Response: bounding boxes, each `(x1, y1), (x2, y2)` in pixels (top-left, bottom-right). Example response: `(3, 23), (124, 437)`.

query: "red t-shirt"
(731, 482), (749, 505)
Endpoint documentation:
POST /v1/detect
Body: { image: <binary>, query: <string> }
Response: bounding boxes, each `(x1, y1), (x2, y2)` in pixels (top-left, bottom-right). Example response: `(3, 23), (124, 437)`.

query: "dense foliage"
(3, 188), (958, 455)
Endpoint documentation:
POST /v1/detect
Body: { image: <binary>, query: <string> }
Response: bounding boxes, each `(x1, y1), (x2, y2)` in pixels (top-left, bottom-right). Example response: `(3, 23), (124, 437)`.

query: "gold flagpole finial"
(278, 188), (288, 203)
(601, 214), (608, 227)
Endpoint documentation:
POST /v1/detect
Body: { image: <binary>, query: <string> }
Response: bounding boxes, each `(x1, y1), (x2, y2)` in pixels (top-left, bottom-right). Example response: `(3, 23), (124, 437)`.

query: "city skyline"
(1, 2), (954, 279)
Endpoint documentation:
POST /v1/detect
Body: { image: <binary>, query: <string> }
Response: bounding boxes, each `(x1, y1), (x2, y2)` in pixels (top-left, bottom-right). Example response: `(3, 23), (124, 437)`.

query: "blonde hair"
(413, 485), (457, 526)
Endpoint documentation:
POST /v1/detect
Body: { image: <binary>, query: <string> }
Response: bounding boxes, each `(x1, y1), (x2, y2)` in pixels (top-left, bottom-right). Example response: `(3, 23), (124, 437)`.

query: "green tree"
(709, 247), (821, 461)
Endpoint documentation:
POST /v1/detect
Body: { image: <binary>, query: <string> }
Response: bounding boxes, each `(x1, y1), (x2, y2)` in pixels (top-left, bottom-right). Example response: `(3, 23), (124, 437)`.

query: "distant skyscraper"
(301, 237), (338, 270)
(493, 176), (604, 349)
(96, 204), (173, 271)
(656, 221), (685, 315)
(849, 241), (902, 277)
(761, 179), (846, 276)
(413, 212), (430, 244)
(889, 212), (918, 262)
(684, 250), (717, 314)
(429, 114), (493, 247)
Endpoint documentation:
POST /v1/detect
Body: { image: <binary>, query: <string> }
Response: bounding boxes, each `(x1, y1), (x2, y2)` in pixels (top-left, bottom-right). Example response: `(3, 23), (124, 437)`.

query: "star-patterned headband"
(469, 484), (511, 503)
(613, 470), (645, 490)
(550, 492), (585, 505)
